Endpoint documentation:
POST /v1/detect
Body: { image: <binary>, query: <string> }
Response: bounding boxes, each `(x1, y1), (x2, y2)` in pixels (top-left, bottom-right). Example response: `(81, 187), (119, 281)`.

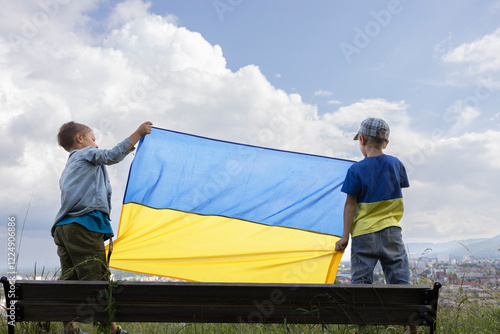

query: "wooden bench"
(1, 276), (442, 334)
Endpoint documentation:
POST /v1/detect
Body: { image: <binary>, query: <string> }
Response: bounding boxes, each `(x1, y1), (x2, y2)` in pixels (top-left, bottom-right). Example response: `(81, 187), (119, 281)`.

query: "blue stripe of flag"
(124, 127), (354, 236)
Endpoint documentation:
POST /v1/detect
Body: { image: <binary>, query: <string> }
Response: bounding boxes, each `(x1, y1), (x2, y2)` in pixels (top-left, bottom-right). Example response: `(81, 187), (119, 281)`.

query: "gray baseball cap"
(353, 118), (390, 141)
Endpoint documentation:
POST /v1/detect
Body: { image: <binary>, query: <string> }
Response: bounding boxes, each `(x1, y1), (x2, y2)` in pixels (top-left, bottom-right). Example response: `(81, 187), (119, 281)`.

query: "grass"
(0, 321), (423, 334)
(433, 284), (500, 334)
(1, 296), (499, 333)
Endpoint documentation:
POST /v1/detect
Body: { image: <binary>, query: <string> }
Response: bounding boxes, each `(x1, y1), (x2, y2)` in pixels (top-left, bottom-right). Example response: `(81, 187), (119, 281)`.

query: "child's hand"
(127, 121), (153, 151)
(335, 237), (348, 252)
(136, 121), (153, 137)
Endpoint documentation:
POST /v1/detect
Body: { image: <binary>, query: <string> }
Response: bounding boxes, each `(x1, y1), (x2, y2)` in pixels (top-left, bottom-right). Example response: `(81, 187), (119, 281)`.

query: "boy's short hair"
(362, 130), (388, 148)
(57, 121), (91, 152)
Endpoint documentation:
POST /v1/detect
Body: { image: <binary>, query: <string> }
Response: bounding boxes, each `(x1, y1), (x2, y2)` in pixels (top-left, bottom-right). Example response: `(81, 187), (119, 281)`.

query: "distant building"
(437, 254), (450, 262)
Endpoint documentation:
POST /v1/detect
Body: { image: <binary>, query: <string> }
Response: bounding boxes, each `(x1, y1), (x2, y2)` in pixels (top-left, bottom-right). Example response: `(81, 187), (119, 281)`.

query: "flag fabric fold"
(109, 127), (353, 283)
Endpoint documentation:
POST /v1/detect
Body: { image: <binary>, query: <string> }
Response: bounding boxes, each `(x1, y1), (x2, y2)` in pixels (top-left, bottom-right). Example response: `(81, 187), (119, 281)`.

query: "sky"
(1, 0), (500, 272)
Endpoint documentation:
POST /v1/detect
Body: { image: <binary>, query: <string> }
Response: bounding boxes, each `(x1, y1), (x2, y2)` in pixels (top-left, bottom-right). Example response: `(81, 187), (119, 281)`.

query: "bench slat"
(15, 281), (434, 306)
(18, 301), (433, 326)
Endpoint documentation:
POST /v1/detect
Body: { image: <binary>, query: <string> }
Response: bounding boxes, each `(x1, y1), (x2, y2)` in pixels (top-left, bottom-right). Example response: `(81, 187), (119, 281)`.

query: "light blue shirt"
(51, 138), (134, 237)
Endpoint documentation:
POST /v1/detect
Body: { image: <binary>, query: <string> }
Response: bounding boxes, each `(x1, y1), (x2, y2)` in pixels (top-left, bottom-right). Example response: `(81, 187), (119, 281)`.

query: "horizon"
(3, 233), (499, 273)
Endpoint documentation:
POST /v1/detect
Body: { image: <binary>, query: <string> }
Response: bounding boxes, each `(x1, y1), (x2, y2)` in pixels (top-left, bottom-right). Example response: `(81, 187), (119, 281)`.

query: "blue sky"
(1, 0), (500, 271)
(144, 1), (500, 116)
(144, 0), (500, 138)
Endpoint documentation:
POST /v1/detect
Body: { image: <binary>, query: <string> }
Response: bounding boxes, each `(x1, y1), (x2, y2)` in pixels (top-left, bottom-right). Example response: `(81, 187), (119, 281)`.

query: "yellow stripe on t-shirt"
(351, 198), (404, 237)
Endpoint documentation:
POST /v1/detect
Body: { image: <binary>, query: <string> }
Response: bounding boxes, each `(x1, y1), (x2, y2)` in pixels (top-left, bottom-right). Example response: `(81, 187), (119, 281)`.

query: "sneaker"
(112, 325), (128, 334)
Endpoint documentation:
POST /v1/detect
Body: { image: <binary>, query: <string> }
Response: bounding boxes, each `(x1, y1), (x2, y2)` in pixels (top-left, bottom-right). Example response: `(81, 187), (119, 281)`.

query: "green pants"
(53, 223), (108, 281)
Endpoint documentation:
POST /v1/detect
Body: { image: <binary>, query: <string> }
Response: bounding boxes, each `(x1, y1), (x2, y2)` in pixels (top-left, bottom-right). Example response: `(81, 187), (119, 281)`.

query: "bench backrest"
(2, 277), (441, 328)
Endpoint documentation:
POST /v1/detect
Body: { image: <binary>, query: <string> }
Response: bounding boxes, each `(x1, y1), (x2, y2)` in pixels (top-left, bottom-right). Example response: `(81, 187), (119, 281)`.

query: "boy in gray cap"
(335, 118), (415, 333)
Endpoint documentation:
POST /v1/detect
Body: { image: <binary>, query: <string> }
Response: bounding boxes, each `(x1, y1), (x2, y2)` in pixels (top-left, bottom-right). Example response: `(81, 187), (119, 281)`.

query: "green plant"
(58, 256), (120, 333)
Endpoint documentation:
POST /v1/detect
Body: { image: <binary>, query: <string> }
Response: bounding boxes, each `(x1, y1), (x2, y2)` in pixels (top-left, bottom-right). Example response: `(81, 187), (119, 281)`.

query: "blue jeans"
(351, 226), (410, 284)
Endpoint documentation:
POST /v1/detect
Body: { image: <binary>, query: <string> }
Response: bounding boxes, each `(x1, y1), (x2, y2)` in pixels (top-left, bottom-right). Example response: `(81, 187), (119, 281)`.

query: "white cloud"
(1, 0), (500, 269)
(1, 1), (367, 249)
(434, 32), (453, 57)
(107, 0), (153, 29)
(103, 14), (228, 75)
(327, 100), (342, 105)
(442, 28), (500, 74)
(1, 0), (102, 48)
(444, 100), (481, 134)
(314, 89), (333, 96)
(402, 130), (500, 242)
(323, 98), (410, 132)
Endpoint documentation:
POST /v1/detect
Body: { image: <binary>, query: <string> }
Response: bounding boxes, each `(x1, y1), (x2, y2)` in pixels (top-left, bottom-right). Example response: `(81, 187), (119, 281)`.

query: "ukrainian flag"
(109, 128), (353, 283)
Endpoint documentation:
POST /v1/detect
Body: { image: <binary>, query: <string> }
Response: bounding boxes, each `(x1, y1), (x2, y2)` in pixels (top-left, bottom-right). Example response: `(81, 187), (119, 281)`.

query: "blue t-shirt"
(56, 210), (113, 240)
(341, 154), (409, 237)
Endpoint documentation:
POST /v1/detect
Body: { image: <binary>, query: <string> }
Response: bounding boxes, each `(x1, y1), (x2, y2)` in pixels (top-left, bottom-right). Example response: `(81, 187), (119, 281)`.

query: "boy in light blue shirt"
(53, 120), (152, 334)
